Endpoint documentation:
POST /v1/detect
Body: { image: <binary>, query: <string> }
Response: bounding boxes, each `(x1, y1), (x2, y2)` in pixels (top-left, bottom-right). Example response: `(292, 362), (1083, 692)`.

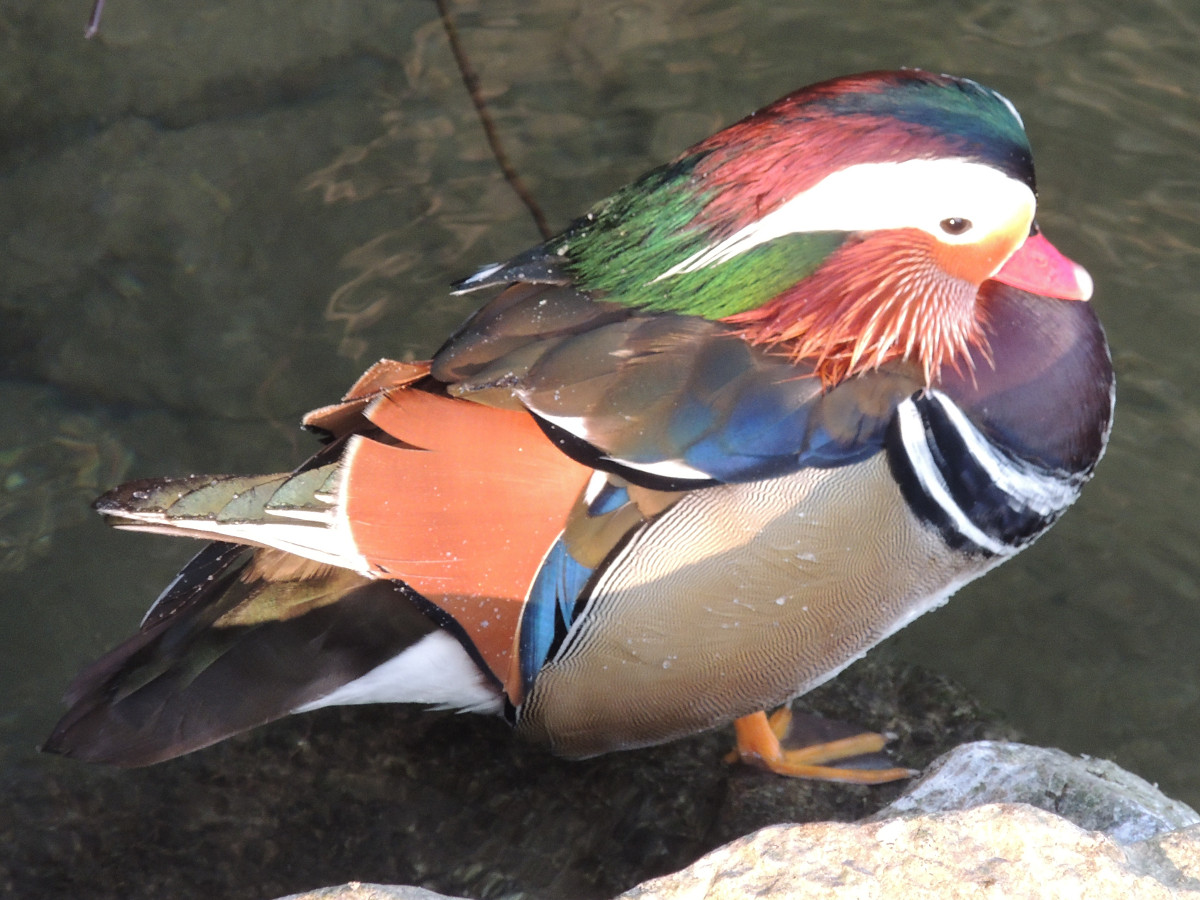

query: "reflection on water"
(2, 0), (1200, 887)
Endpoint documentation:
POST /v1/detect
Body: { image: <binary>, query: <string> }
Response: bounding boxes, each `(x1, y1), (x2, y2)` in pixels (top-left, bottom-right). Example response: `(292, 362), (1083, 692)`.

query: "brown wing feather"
(302, 359), (432, 436)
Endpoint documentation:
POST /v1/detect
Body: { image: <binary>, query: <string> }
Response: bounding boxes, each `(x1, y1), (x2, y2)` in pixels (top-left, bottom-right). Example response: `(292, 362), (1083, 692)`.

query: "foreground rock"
(623, 805), (1200, 899)
(281, 742), (1200, 900)
(877, 740), (1200, 844)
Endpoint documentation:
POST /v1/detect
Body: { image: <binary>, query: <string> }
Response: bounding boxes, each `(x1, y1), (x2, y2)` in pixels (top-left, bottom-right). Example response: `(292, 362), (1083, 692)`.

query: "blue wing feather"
(518, 537), (595, 696)
(435, 285), (924, 485)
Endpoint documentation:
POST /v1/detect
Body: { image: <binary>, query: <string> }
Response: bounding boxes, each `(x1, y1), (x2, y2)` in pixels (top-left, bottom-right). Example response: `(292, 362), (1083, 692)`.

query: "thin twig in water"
(81, 0), (550, 235)
(434, 0), (552, 240)
(85, 0), (105, 39)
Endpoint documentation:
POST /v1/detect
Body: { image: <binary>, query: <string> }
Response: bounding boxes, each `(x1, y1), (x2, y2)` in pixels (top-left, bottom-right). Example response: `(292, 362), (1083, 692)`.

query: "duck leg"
(731, 707), (916, 783)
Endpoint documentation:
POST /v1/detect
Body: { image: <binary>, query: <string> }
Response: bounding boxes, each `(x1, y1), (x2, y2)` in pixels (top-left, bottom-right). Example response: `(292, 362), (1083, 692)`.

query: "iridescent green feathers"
(455, 70), (1035, 322)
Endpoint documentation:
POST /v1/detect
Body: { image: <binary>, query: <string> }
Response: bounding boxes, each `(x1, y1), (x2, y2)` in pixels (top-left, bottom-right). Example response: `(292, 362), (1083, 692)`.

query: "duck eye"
(940, 217), (972, 236)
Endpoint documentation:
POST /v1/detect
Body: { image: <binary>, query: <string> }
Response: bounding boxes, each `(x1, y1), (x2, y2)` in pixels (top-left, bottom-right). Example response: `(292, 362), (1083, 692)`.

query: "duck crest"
(689, 70), (1034, 235)
(529, 70), (1036, 386)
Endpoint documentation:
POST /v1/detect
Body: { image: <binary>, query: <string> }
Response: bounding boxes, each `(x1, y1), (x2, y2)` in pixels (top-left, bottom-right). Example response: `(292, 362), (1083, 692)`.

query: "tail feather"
(44, 545), (447, 766)
(92, 466), (364, 571)
(94, 467), (342, 528)
(55, 360), (594, 764)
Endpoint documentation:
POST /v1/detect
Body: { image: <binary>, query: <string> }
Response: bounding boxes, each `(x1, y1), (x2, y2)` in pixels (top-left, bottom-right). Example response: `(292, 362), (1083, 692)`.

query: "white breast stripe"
(928, 390), (1080, 516)
(895, 399), (1012, 556)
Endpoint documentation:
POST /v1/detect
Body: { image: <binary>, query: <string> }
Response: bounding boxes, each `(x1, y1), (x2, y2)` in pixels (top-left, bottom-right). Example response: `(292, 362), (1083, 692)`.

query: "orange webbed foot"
(728, 707), (917, 784)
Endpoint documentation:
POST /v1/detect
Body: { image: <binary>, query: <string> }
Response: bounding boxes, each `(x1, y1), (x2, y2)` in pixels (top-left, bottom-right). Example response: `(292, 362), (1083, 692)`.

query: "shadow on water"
(2, 0), (1200, 895)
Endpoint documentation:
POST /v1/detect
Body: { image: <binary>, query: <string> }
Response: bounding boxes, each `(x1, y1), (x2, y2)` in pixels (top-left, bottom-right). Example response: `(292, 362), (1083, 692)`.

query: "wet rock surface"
(1, 658), (1006, 899)
(273, 744), (1200, 900)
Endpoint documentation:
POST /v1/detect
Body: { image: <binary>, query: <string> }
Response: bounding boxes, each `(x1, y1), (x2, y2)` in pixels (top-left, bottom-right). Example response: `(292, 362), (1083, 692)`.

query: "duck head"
(533, 69), (1092, 385)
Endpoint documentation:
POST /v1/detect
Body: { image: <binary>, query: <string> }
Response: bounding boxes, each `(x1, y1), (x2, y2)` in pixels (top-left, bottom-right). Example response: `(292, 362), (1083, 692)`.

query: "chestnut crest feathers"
(457, 69), (1042, 386)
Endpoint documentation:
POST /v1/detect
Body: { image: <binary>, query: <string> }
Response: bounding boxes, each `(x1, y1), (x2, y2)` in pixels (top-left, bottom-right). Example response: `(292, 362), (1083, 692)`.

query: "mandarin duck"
(44, 69), (1112, 780)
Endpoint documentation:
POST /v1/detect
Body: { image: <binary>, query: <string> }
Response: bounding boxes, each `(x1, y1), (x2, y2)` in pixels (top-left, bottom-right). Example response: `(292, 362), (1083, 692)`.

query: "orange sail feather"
(338, 381), (594, 686)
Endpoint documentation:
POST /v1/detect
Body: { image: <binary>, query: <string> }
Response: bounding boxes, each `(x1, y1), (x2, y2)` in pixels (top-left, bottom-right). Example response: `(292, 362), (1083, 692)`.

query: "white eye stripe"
(653, 158), (1035, 281)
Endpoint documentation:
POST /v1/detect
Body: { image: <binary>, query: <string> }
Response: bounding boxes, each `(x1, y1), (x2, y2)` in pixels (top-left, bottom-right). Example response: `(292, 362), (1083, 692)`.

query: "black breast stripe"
(887, 390), (1085, 557)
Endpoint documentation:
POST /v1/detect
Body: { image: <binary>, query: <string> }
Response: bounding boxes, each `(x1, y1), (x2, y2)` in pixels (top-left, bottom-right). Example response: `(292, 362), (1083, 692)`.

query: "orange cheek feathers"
(931, 225), (1027, 286)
